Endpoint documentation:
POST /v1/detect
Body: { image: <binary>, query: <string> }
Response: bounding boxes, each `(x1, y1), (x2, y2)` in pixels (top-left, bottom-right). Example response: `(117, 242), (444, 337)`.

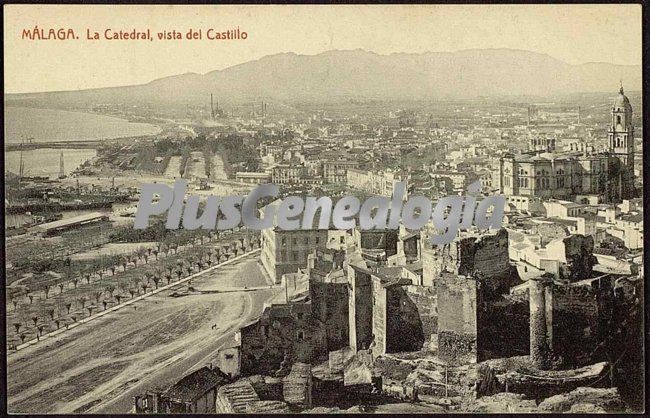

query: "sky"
(4, 4), (642, 93)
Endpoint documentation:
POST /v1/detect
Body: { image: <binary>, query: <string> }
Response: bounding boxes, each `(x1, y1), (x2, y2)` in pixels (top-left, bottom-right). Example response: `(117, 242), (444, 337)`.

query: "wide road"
(7, 255), (280, 414)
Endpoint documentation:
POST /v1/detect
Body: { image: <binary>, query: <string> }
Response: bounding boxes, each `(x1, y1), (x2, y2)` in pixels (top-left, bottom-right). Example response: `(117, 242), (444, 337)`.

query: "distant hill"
(5, 49), (642, 107)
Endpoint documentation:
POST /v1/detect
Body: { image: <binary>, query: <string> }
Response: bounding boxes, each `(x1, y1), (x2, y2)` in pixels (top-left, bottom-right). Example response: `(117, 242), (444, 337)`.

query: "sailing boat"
(58, 151), (66, 179)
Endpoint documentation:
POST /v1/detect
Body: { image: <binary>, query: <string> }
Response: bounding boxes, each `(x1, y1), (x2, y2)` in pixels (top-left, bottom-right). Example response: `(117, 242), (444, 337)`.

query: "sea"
(5, 107), (162, 179)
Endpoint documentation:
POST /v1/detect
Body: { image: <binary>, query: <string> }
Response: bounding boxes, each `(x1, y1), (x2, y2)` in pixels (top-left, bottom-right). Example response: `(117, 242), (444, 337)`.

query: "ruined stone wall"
(437, 275), (477, 364)
(558, 235), (597, 282)
(457, 229), (519, 298)
(240, 317), (295, 376)
(385, 286), (427, 354)
(310, 280), (349, 353)
(610, 277), (644, 410)
(529, 278), (554, 369)
(477, 292), (530, 362)
(421, 239), (455, 287)
(404, 285), (438, 352)
(239, 307), (327, 377)
(348, 266), (373, 351)
(551, 282), (611, 369)
(371, 279), (387, 357)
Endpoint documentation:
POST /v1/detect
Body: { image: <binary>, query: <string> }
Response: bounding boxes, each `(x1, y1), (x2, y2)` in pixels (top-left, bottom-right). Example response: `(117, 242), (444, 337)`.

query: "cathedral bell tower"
(608, 84), (635, 199)
(608, 84), (635, 169)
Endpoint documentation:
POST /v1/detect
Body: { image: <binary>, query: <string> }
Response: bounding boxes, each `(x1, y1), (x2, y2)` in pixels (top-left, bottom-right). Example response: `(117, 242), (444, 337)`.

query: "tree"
(48, 308), (55, 320)
(135, 247), (146, 264)
(153, 267), (163, 289)
(77, 296), (87, 310)
(93, 290), (103, 304)
(118, 282), (129, 299)
(105, 285), (116, 299)
(42, 284), (50, 299)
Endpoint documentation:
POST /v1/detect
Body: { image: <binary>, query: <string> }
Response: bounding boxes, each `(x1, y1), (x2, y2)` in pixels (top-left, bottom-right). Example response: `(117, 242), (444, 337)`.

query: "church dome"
(614, 86), (632, 111)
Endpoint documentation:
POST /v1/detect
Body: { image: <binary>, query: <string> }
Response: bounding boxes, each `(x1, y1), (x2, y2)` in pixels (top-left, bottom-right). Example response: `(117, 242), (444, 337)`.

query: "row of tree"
(8, 233), (262, 349)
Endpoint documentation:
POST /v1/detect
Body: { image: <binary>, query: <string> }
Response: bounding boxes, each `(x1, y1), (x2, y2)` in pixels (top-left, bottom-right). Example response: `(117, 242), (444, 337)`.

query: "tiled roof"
(163, 367), (230, 403)
(218, 381), (260, 413)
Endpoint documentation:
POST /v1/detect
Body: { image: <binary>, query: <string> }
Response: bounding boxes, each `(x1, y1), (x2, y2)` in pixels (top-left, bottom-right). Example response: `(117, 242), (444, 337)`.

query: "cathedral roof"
(614, 86), (632, 111)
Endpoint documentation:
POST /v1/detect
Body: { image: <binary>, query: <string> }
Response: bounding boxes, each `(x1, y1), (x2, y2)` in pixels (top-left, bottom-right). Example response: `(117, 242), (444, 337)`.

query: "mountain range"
(6, 49), (642, 107)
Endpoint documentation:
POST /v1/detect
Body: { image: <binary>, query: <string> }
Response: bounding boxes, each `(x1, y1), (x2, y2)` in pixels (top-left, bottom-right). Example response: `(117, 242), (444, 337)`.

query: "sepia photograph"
(3, 3), (645, 414)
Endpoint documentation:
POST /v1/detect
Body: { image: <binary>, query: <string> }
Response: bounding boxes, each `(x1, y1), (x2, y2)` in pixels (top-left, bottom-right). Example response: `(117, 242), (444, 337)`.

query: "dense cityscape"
(4, 80), (643, 413)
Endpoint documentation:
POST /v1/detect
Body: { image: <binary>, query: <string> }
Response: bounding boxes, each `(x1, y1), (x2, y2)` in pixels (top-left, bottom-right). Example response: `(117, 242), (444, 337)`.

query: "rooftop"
(163, 366), (230, 403)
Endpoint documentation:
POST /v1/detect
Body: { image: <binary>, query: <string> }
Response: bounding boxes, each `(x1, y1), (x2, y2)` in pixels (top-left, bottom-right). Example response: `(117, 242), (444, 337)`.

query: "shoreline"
(4, 105), (164, 147)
